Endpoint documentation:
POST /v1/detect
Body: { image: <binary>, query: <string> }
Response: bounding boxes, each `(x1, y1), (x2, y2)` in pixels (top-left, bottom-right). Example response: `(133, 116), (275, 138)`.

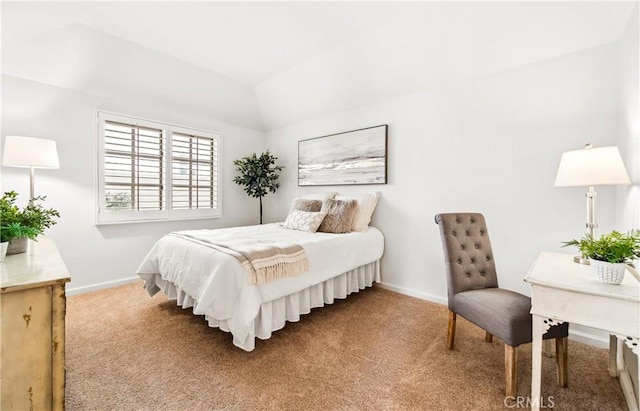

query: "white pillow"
(335, 191), (381, 232)
(282, 210), (327, 233)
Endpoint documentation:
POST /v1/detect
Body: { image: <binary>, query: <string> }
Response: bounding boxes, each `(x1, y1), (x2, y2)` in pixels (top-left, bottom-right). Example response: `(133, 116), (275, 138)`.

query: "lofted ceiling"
(2, 1), (636, 130)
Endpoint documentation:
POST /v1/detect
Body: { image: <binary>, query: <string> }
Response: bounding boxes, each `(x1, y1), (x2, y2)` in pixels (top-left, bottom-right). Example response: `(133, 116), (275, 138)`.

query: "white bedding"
(137, 223), (384, 349)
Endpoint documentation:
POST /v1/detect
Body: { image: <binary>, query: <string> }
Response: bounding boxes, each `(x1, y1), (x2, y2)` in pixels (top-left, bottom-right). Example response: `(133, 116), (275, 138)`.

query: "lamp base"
(573, 255), (590, 265)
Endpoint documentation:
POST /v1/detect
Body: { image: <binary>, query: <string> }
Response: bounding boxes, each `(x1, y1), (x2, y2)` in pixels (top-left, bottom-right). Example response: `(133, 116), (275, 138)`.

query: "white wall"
(616, 5), (640, 230)
(616, 4), (640, 404)
(264, 43), (621, 303)
(1, 74), (265, 293)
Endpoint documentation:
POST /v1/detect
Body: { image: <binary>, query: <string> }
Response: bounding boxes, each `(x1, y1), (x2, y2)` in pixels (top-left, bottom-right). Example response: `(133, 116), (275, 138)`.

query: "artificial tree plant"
(233, 151), (284, 224)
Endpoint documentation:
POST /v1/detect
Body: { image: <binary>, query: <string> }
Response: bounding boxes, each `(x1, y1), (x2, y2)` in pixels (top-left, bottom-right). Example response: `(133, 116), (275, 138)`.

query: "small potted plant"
(563, 230), (640, 284)
(0, 191), (60, 260)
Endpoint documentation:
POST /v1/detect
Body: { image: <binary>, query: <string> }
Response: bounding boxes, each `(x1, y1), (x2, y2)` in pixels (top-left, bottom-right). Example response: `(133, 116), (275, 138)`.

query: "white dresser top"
(0, 238), (70, 292)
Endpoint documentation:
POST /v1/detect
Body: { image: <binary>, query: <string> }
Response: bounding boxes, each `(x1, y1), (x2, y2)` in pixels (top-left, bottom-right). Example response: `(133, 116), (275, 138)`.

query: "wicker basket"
(590, 259), (626, 285)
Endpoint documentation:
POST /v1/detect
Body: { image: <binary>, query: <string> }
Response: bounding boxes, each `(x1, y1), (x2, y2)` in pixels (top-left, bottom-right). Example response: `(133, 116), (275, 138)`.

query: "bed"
(137, 222), (384, 351)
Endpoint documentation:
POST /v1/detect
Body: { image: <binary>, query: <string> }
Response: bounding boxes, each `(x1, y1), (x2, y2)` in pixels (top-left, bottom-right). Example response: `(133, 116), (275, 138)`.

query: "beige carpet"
(65, 282), (627, 410)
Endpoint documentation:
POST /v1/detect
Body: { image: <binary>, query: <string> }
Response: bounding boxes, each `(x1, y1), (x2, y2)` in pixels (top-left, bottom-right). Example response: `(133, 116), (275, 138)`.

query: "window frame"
(96, 111), (222, 224)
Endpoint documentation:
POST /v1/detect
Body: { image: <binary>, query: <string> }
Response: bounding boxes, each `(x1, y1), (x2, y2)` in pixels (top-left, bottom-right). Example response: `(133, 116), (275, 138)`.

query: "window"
(97, 112), (221, 224)
(171, 129), (218, 211)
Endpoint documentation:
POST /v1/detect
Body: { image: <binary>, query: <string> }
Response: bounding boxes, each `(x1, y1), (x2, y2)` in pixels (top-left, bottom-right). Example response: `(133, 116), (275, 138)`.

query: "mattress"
(137, 223), (384, 350)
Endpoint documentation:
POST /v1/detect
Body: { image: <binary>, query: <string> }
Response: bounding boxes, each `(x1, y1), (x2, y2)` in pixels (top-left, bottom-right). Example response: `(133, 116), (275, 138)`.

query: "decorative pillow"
(301, 192), (338, 203)
(335, 192), (381, 232)
(282, 210), (327, 233)
(289, 198), (322, 213)
(318, 199), (358, 234)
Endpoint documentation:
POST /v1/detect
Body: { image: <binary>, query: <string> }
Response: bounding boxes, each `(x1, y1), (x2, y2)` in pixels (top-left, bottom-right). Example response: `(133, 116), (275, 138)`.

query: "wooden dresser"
(0, 238), (71, 410)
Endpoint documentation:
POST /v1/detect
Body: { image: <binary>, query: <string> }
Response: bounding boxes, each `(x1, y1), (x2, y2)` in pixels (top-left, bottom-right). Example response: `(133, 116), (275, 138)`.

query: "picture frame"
(298, 125), (388, 186)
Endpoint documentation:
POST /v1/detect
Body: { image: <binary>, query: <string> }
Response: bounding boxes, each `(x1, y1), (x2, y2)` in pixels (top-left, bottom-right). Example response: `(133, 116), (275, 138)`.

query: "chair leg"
(485, 331), (493, 343)
(555, 336), (568, 387)
(505, 344), (517, 397)
(447, 310), (456, 350)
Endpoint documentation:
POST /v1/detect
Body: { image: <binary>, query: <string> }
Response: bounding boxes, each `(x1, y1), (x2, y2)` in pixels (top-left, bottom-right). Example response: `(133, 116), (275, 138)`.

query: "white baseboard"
(67, 276), (141, 296)
(377, 281), (609, 348)
(376, 281), (447, 305)
(568, 326), (609, 348)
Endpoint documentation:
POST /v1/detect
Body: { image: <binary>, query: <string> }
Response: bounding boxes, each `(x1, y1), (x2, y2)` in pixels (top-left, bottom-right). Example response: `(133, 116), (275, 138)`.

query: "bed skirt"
(148, 259), (381, 351)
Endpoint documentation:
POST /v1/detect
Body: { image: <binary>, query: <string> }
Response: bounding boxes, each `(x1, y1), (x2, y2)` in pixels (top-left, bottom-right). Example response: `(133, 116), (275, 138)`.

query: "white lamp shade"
(2, 136), (60, 169)
(554, 145), (630, 187)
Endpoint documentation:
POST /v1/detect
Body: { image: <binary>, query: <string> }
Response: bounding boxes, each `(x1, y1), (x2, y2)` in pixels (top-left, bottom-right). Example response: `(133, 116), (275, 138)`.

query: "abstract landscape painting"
(298, 125), (387, 186)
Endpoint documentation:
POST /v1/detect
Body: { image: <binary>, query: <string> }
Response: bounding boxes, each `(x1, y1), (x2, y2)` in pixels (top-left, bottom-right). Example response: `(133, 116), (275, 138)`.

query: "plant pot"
(0, 242), (7, 262)
(590, 259), (626, 285)
(6, 237), (28, 255)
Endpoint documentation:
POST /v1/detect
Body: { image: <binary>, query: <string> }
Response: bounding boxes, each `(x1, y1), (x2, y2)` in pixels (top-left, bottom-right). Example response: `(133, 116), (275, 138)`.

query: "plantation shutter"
(171, 132), (218, 210)
(97, 111), (222, 224)
(104, 120), (164, 211)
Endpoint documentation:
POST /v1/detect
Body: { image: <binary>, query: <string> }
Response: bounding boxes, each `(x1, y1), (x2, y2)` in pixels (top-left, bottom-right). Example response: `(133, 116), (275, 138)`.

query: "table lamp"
(554, 144), (631, 263)
(2, 136), (60, 199)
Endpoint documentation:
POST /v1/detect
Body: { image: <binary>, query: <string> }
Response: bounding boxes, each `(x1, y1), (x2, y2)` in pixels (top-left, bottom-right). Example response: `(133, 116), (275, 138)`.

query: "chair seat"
(453, 288), (567, 346)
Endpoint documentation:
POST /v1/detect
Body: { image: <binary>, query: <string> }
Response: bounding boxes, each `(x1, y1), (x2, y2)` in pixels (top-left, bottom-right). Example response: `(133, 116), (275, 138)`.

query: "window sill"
(95, 213), (222, 226)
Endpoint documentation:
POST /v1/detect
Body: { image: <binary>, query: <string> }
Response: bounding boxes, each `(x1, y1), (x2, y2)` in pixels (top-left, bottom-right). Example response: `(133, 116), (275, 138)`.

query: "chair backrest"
(434, 213), (499, 309)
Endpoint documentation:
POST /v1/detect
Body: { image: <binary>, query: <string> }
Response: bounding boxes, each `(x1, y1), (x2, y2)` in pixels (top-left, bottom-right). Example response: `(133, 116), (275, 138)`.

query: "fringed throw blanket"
(170, 232), (308, 285)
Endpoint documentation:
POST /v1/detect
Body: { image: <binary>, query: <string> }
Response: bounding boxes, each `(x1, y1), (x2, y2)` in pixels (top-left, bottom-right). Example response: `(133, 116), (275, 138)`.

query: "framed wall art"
(298, 124), (388, 186)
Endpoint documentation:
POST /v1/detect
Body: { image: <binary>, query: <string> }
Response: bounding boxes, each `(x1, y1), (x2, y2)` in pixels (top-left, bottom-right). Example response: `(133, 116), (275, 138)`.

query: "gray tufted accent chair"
(435, 212), (569, 397)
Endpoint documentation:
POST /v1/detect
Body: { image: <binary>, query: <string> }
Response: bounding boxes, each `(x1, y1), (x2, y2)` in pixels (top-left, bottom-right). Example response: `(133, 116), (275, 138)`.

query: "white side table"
(525, 252), (639, 411)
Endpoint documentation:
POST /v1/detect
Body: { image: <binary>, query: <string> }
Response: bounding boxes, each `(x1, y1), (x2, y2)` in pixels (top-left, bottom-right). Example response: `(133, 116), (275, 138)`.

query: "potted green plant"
(233, 150), (284, 224)
(563, 230), (640, 284)
(0, 191), (60, 259)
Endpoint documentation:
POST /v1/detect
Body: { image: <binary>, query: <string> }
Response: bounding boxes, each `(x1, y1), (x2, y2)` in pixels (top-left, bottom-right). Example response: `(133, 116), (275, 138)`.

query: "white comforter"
(137, 223), (384, 345)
